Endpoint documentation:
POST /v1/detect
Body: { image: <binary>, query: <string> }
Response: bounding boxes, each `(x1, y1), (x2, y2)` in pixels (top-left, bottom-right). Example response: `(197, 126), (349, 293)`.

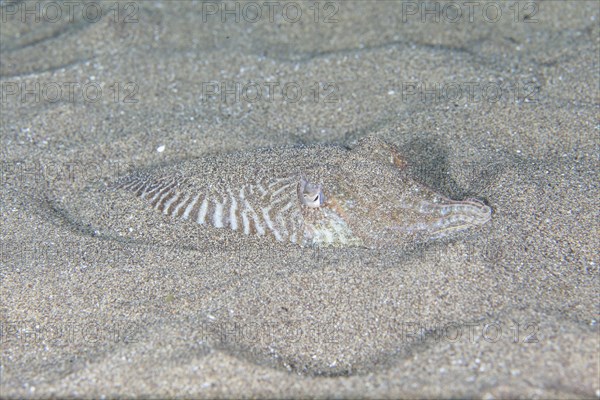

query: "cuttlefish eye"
(299, 178), (324, 208)
(304, 193), (320, 204)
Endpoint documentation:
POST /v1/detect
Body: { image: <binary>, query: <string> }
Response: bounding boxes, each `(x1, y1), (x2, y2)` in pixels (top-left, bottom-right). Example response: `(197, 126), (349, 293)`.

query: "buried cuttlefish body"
(112, 136), (492, 248)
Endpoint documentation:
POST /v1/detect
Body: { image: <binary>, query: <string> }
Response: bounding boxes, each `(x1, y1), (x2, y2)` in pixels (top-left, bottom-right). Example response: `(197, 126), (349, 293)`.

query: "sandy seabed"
(1, 1), (598, 398)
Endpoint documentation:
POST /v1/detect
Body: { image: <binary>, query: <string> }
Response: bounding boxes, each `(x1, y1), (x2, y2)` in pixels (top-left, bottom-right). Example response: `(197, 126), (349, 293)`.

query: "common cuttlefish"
(112, 135), (492, 249)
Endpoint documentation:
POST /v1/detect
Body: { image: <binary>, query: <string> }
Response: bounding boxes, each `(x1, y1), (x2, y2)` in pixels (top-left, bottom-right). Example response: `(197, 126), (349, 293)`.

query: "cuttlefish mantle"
(112, 136), (492, 249)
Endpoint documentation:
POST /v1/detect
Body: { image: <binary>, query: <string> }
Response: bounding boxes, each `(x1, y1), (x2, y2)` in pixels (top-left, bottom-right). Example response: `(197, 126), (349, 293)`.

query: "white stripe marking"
(270, 182), (295, 199)
(162, 192), (181, 214)
(262, 207), (282, 241)
(241, 211), (250, 235)
(131, 180), (148, 192)
(183, 193), (200, 220)
(197, 197), (208, 224)
(243, 199), (264, 235)
(171, 193), (191, 216)
(239, 187), (250, 234)
(123, 180), (140, 190)
(274, 201), (295, 239)
(228, 191), (238, 230)
(151, 185), (173, 205)
(268, 177), (288, 188)
(139, 184), (155, 199)
(213, 197), (226, 228)
(143, 180), (169, 200)
(256, 184), (267, 196)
